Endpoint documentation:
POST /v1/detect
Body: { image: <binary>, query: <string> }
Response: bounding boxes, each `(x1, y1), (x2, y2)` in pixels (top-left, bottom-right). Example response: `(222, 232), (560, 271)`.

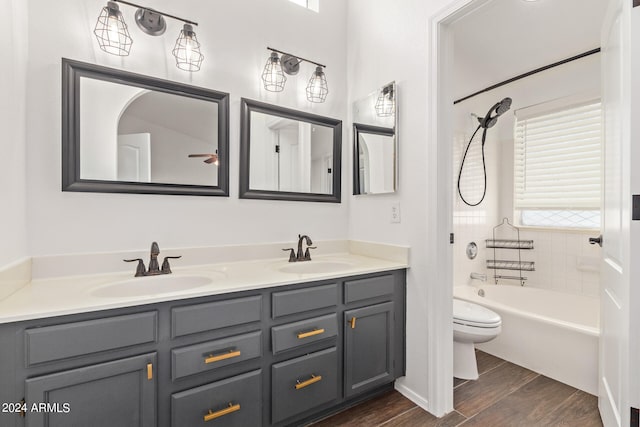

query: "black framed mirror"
(62, 58), (229, 196)
(239, 98), (342, 203)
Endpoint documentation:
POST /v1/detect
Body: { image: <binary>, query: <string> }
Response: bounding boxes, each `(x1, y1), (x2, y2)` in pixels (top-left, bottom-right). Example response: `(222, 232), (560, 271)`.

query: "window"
(288, 0), (319, 12)
(514, 99), (602, 229)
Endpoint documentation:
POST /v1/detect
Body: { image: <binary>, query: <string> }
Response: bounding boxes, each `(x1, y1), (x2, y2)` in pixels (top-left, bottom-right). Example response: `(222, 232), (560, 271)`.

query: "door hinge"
(450, 233), (455, 244)
(633, 195), (640, 220)
(631, 407), (639, 427)
(275, 144), (280, 153)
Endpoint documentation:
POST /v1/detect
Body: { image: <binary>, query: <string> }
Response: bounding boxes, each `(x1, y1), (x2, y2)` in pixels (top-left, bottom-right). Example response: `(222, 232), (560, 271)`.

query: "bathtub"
(454, 284), (599, 395)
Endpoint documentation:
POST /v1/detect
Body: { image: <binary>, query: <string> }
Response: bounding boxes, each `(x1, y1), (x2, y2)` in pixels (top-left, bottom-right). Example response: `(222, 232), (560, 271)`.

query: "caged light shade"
(375, 85), (395, 117)
(94, 1), (133, 56)
(261, 52), (287, 92)
(172, 24), (204, 71)
(306, 66), (328, 103)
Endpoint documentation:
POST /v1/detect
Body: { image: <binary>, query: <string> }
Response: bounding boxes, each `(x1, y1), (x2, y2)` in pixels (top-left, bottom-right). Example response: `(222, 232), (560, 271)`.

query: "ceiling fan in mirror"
(188, 152), (219, 165)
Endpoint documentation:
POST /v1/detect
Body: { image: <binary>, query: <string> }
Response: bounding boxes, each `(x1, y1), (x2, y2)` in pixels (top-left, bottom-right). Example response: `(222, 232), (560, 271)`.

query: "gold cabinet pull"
(297, 328), (325, 339)
(147, 363), (153, 380)
(350, 317), (357, 329)
(205, 349), (241, 364)
(295, 374), (323, 390)
(204, 403), (240, 422)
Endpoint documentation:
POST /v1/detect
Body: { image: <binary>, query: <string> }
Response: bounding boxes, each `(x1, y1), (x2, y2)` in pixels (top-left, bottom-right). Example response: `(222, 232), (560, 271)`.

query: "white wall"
(452, 55), (601, 296)
(119, 115), (218, 186)
(0, 0), (28, 267)
(347, 0), (454, 415)
(80, 79), (142, 180)
(25, 0), (348, 256)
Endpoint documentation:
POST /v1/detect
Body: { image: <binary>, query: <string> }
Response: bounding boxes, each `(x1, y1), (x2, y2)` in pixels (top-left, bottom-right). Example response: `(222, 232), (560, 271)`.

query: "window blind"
(514, 100), (602, 210)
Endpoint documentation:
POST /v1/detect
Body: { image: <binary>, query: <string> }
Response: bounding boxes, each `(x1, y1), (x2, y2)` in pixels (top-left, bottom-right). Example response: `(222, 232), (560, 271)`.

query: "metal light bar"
(267, 46), (326, 68)
(113, 0), (198, 25)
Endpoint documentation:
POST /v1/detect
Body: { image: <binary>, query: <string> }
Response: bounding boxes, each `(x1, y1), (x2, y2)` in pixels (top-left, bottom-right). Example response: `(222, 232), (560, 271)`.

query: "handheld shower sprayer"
(477, 97), (512, 129)
(457, 97), (512, 206)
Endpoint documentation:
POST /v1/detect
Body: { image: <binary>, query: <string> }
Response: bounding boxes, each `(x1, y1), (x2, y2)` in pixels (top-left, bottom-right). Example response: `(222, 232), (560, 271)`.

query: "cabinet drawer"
(25, 312), (157, 366)
(272, 283), (338, 318)
(171, 331), (262, 380)
(272, 347), (338, 424)
(271, 313), (337, 354)
(344, 274), (394, 303)
(171, 295), (262, 338)
(171, 369), (261, 427)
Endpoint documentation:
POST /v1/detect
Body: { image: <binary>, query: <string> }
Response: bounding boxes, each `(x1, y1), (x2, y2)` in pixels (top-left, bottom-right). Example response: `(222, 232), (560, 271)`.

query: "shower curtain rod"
(453, 48), (601, 105)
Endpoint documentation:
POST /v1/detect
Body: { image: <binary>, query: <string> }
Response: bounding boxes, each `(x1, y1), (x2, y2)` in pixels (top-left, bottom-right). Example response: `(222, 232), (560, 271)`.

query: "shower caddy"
(485, 217), (534, 286)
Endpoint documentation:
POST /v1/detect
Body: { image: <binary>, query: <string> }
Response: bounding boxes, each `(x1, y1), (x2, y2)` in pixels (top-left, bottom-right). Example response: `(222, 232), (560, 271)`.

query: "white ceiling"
(122, 91), (218, 143)
(451, 0), (608, 100)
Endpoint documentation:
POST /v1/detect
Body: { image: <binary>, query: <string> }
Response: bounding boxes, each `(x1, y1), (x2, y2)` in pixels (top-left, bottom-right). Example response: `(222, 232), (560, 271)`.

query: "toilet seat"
(453, 299), (501, 328)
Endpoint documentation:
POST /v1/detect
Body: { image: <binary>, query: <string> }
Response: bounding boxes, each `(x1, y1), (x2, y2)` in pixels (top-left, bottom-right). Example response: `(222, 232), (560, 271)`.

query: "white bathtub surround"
(0, 241), (408, 324)
(0, 257), (31, 301)
(514, 228), (601, 297)
(454, 284), (598, 394)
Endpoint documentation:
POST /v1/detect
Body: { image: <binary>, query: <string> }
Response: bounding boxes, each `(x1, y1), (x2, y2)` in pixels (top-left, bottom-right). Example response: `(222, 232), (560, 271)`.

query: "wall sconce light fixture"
(94, 0), (203, 71)
(262, 47), (328, 103)
(375, 84), (395, 117)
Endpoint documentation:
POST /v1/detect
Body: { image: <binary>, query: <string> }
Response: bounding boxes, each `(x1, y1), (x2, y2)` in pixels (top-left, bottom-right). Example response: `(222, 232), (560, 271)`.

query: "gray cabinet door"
(25, 353), (156, 427)
(344, 302), (394, 397)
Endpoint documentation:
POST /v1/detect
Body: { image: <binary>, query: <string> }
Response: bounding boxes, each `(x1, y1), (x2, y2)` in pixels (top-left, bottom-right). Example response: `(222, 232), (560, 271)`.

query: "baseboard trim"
(394, 382), (430, 413)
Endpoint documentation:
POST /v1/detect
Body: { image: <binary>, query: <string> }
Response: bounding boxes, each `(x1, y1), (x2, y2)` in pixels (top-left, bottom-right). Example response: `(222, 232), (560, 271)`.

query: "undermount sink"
(278, 261), (354, 275)
(91, 274), (219, 298)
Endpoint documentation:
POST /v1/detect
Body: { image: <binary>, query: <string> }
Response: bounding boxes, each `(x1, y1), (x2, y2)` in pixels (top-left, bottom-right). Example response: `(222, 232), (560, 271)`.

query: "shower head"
(495, 97), (512, 116)
(477, 97), (513, 129)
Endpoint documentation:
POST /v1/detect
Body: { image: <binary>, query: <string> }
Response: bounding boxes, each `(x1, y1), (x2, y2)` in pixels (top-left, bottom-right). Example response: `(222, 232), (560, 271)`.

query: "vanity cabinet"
(0, 269), (405, 427)
(344, 302), (395, 397)
(25, 353), (157, 427)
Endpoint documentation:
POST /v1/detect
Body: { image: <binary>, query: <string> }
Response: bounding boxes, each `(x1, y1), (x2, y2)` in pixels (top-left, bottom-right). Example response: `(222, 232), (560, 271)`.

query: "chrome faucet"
(470, 272), (487, 282)
(124, 242), (181, 277)
(282, 234), (316, 262)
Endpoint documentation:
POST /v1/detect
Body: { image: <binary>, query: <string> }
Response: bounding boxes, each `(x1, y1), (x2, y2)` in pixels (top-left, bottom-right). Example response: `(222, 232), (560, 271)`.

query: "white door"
(117, 133), (151, 182)
(599, 0), (633, 425)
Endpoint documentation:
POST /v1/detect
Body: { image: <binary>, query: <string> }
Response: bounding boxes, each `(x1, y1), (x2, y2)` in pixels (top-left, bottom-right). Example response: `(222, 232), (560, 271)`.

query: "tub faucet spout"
(470, 272), (487, 282)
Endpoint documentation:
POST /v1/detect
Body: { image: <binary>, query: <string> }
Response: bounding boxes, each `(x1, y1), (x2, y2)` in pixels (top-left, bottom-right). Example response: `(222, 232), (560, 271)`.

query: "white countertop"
(0, 253), (408, 324)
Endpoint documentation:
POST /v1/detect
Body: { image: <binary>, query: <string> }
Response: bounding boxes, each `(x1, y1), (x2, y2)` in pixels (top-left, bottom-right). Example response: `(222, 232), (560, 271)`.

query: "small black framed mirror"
(239, 98), (342, 203)
(62, 58), (229, 196)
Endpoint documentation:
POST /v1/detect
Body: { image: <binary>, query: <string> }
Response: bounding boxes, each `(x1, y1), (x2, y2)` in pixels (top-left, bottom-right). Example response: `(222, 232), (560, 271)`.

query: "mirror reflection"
(240, 98), (342, 203)
(62, 58), (229, 196)
(354, 124), (395, 194)
(352, 81), (397, 195)
(249, 112), (334, 194)
(80, 79), (219, 186)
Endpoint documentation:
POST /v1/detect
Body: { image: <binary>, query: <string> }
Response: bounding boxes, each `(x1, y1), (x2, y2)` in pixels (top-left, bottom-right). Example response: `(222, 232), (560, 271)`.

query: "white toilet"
(453, 298), (502, 380)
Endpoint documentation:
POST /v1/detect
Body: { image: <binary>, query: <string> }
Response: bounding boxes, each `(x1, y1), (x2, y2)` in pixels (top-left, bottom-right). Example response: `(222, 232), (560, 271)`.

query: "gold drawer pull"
(350, 317), (357, 329)
(295, 374), (323, 390)
(204, 403), (240, 422)
(297, 328), (325, 339)
(205, 349), (241, 364)
(147, 363), (153, 380)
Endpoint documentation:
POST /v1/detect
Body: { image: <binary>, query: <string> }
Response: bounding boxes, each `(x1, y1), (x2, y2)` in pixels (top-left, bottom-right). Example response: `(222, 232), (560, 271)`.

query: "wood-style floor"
(310, 350), (603, 427)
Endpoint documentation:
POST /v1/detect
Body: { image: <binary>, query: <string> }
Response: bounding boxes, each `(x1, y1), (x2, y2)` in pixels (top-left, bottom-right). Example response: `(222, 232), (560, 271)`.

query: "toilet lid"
(453, 299), (501, 328)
